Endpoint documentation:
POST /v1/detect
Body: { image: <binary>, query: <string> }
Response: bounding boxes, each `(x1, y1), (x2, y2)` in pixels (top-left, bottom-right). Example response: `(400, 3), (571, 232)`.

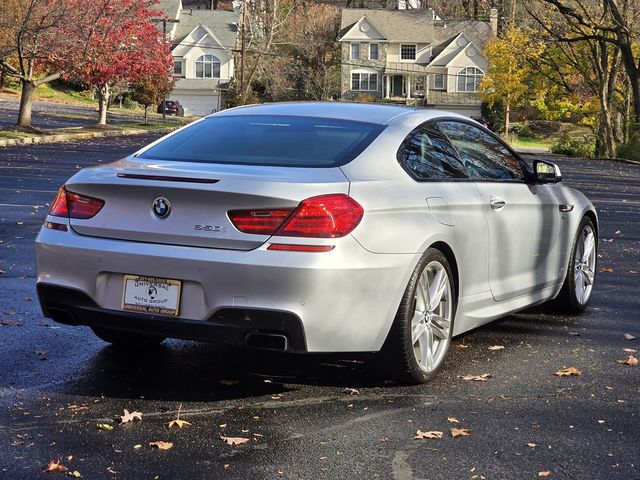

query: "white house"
(339, 8), (497, 119)
(159, 0), (239, 116)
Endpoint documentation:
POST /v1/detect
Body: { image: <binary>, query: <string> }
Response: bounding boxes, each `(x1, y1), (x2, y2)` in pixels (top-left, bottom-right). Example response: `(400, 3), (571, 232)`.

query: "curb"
(0, 127), (177, 148)
(517, 150), (640, 166)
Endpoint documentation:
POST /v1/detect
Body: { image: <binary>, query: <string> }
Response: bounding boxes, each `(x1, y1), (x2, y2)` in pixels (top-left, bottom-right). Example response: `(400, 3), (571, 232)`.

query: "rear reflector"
(44, 221), (68, 232)
(228, 209), (294, 235)
(267, 244), (335, 252)
(48, 186), (104, 219)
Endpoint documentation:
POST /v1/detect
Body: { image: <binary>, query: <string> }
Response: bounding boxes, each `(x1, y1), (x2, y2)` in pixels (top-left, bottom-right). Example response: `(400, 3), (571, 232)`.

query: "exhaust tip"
(244, 332), (288, 351)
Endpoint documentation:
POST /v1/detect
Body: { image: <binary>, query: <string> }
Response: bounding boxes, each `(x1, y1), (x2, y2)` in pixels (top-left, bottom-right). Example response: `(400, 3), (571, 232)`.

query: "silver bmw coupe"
(35, 102), (597, 383)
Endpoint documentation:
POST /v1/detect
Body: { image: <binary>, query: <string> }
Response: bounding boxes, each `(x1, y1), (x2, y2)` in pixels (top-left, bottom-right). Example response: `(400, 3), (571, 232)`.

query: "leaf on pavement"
(600, 267), (613, 273)
(447, 417), (459, 424)
(68, 471), (82, 478)
(623, 348), (637, 353)
(43, 459), (68, 473)
(168, 419), (192, 429)
(461, 373), (492, 381)
(414, 430), (443, 439)
(488, 345), (505, 351)
(451, 428), (471, 437)
(616, 355), (638, 366)
(455, 343), (469, 349)
(343, 388), (360, 395)
(220, 436), (250, 446)
(527, 443), (537, 448)
(220, 379), (239, 385)
(16, 221), (24, 226)
(538, 471), (551, 477)
(120, 409), (142, 424)
(1, 319), (17, 326)
(624, 333), (636, 340)
(0, 269), (5, 275)
(96, 423), (113, 431)
(149, 441), (173, 450)
(553, 367), (581, 377)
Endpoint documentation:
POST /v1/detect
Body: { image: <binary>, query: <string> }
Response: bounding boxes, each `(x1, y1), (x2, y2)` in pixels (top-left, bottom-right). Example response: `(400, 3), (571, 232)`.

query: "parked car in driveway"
(157, 100), (184, 116)
(35, 102), (598, 383)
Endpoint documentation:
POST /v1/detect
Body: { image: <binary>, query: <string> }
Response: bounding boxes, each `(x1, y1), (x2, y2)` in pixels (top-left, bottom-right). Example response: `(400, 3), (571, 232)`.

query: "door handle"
(489, 196), (506, 210)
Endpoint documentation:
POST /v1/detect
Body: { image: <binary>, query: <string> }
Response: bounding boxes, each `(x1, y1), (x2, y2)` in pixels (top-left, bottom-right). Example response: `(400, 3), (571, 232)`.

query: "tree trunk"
(144, 105), (148, 125)
(17, 80), (37, 129)
(97, 85), (110, 125)
(504, 100), (510, 140)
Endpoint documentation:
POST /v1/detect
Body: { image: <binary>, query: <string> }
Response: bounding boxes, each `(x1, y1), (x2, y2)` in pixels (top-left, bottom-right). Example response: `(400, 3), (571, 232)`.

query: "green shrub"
(527, 120), (562, 137)
(551, 132), (595, 158)
(481, 100), (505, 134)
(616, 131), (640, 161)
(511, 124), (537, 140)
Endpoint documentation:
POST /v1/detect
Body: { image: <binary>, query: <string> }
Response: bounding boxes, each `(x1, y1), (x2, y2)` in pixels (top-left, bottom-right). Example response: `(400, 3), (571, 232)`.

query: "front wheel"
(553, 216), (597, 313)
(382, 248), (456, 384)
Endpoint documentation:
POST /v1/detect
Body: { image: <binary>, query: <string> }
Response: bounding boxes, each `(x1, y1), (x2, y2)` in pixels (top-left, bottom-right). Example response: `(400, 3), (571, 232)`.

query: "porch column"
(406, 75), (412, 99)
(385, 75), (390, 99)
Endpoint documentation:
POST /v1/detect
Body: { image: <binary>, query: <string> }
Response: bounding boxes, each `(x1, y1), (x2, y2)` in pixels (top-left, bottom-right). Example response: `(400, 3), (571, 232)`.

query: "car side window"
(398, 123), (468, 180)
(438, 121), (524, 180)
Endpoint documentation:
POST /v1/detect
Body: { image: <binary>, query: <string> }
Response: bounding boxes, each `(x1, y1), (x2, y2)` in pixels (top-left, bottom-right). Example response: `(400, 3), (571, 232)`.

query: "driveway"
(0, 136), (638, 479)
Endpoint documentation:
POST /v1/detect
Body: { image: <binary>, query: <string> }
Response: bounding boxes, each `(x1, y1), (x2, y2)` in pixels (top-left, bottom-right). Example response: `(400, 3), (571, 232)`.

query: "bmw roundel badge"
(152, 197), (171, 218)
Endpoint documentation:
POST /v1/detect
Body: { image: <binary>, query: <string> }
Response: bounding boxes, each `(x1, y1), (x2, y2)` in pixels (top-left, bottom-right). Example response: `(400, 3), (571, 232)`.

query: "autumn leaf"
(624, 333), (636, 340)
(16, 221), (24, 226)
(623, 348), (637, 353)
(44, 459), (68, 473)
(220, 436), (250, 446)
(600, 267), (613, 273)
(414, 430), (443, 439)
(455, 343), (469, 349)
(220, 379), (239, 386)
(447, 417), (460, 424)
(120, 409), (142, 424)
(1, 319), (17, 326)
(149, 441), (173, 450)
(0, 269), (5, 275)
(343, 388), (360, 395)
(461, 373), (492, 381)
(168, 419), (192, 429)
(96, 423), (114, 431)
(68, 471), (82, 478)
(538, 471), (551, 477)
(553, 367), (581, 377)
(616, 356), (638, 366)
(488, 345), (505, 351)
(527, 443), (537, 448)
(451, 428), (471, 437)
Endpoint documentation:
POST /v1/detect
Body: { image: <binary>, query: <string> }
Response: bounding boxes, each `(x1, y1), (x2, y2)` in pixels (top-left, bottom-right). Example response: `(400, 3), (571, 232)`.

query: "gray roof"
(340, 9), (493, 48)
(158, 0), (181, 20)
(173, 9), (239, 49)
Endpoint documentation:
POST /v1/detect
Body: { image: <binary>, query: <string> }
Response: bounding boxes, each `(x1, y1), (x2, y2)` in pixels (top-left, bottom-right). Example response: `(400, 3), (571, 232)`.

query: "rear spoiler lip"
(116, 173), (219, 184)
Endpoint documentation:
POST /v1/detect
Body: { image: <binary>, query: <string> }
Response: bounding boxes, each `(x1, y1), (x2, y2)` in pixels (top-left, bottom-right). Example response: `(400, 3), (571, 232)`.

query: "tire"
(91, 326), (166, 348)
(553, 216), (597, 314)
(381, 248), (457, 384)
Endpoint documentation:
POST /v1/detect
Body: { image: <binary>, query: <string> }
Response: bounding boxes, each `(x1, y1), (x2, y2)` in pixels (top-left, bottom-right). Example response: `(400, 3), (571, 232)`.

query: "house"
(338, 8), (497, 119)
(159, 0), (239, 116)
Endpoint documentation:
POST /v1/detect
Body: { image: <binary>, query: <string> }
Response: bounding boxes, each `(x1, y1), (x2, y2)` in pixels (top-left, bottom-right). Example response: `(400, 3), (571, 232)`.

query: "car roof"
(213, 102), (465, 126)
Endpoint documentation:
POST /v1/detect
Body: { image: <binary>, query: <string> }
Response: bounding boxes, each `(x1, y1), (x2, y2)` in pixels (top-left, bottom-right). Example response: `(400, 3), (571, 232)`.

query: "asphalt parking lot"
(0, 135), (638, 479)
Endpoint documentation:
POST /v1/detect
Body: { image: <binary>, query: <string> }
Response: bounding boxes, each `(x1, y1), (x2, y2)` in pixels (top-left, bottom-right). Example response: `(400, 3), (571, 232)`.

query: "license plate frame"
(121, 275), (182, 316)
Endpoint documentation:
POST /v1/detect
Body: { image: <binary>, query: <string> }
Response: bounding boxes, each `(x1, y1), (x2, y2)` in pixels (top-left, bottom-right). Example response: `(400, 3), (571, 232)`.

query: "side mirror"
(533, 160), (562, 183)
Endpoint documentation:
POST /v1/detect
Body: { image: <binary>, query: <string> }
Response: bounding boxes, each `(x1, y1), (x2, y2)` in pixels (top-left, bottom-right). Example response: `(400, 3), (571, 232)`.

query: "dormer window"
(400, 44), (416, 61)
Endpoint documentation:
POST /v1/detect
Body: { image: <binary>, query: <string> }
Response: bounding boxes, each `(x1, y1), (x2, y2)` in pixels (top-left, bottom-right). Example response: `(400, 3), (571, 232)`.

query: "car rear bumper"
(35, 222), (416, 352)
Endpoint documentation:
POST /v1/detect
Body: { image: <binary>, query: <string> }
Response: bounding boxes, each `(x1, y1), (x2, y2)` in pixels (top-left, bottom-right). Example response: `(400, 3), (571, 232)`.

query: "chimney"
(490, 8), (498, 36)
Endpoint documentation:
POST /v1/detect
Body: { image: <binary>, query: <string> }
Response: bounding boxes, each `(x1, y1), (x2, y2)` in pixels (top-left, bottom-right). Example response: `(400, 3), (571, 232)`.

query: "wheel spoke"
(430, 316), (449, 339)
(582, 264), (595, 285)
(581, 231), (595, 263)
(419, 326), (434, 371)
(428, 269), (447, 311)
(416, 273), (430, 312)
(412, 319), (426, 345)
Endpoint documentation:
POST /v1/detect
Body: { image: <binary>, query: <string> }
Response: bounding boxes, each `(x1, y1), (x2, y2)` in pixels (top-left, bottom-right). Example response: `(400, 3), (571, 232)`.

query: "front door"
(392, 75), (404, 97)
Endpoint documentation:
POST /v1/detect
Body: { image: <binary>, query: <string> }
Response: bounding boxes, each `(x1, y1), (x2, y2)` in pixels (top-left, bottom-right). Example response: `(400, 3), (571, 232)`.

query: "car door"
(438, 120), (560, 302)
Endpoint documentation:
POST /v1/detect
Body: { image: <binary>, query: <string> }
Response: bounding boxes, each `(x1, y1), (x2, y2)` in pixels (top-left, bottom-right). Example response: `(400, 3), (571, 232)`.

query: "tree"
(480, 26), (542, 138)
(130, 72), (174, 124)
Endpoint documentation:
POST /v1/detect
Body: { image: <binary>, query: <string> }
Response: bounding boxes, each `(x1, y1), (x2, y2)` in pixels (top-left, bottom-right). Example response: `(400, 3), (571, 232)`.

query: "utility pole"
(240, 0), (246, 97)
(152, 17), (179, 122)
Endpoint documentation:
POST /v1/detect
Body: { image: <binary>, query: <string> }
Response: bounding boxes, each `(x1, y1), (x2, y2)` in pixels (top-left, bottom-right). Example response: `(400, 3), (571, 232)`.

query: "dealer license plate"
(121, 275), (182, 316)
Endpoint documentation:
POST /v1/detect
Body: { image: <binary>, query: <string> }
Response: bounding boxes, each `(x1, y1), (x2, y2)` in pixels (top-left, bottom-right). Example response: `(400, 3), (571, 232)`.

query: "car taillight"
(229, 194), (364, 238)
(48, 186), (104, 219)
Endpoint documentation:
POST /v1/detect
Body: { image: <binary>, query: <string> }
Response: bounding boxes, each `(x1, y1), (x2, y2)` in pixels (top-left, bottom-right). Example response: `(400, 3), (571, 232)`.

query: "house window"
(351, 72), (378, 91)
(195, 54), (221, 78)
(457, 67), (483, 92)
(434, 74), (444, 89)
(173, 60), (183, 76)
(351, 43), (360, 60)
(369, 44), (379, 60)
(400, 44), (416, 61)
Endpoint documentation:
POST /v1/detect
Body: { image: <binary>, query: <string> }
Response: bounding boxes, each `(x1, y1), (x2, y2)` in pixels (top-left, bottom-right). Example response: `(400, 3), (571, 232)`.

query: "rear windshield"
(138, 115), (385, 167)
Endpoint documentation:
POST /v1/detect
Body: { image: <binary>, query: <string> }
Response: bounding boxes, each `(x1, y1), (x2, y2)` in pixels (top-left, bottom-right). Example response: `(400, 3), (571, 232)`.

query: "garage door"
(171, 93), (220, 117)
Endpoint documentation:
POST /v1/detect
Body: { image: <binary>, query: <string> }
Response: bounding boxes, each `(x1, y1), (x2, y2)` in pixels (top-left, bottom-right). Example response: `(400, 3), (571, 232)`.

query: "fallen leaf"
(220, 436), (250, 446)
(527, 443), (537, 448)
(16, 221), (24, 225)
(597, 420), (605, 424)
(624, 333), (636, 340)
(224, 464), (230, 470)
(168, 419), (192, 429)
(553, 367), (582, 377)
(616, 355), (638, 366)
(623, 348), (637, 353)
(447, 417), (460, 424)
(414, 430), (444, 439)
(96, 423), (113, 431)
(451, 428), (472, 437)
(220, 379), (239, 386)
(538, 471), (551, 477)
(44, 460), (68, 473)
(133, 444), (142, 450)
(25, 296), (33, 301)
(68, 471), (82, 478)
(600, 267), (613, 273)
(488, 345), (505, 351)
(1, 319), (17, 326)
(343, 388), (360, 395)
(149, 441), (173, 450)
(568, 332), (581, 336)
(120, 409), (142, 424)
(0, 269), (5, 275)
(461, 373), (492, 381)
(455, 343), (469, 349)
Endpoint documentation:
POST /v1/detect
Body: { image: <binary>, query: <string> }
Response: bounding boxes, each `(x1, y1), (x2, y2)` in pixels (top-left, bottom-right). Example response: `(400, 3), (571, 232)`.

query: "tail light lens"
(48, 186), (104, 219)
(229, 194), (364, 238)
